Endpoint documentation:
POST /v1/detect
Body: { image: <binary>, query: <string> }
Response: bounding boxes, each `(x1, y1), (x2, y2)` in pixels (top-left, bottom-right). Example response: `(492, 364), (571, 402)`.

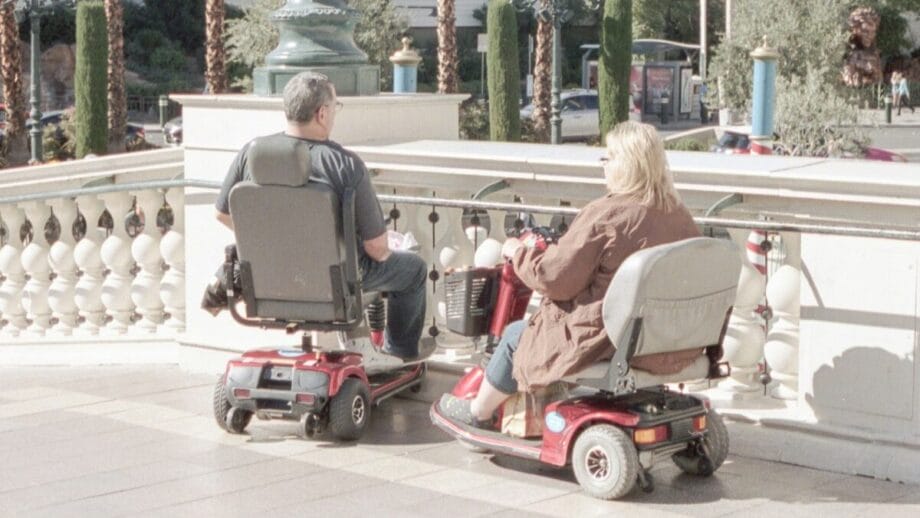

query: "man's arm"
(350, 154), (389, 262)
(214, 144), (249, 232)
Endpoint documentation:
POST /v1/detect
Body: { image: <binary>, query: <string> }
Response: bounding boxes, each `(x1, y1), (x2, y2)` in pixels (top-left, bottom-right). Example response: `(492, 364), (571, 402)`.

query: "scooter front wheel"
(572, 424), (639, 500)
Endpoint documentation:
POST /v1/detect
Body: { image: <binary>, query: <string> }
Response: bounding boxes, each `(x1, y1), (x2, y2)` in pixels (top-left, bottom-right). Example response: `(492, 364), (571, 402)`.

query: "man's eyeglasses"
(330, 101), (344, 113)
(599, 156), (610, 165)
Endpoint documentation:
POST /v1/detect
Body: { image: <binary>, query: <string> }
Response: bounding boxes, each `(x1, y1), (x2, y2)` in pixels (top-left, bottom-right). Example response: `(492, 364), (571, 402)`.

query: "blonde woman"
(439, 121), (702, 428)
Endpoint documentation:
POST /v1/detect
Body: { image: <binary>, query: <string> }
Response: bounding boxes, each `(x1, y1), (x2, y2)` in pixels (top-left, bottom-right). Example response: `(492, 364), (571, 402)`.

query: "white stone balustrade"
(130, 191), (166, 332)
(73, 196), (107, 335)
(0, 206), (28, 336)
(46, 199), (79, 335)
(160, 188), (186, 332)
(99, 192), (137, 334)
(19, 202), (52, 335)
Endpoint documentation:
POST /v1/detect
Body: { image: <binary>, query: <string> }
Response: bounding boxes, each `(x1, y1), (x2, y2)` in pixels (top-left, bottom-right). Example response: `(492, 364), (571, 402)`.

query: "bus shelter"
(581, 39), (703, 122)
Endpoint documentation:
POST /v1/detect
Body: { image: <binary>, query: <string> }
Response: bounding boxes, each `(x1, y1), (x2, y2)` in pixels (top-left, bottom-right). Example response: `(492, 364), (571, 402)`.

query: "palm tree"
(0, 0), (27, 164)
(531, 0), (552, 142)
(205, 0), (228, 94)
(436, 0), (458, 94)
(104, 0), (126, 153)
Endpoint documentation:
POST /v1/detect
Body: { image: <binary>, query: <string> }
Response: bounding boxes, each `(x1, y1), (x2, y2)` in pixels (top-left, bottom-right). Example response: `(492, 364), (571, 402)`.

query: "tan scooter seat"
(564, 237), (741, 394)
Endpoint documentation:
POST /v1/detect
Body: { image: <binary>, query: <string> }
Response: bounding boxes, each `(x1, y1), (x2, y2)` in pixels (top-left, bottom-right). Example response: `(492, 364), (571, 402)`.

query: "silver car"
(520, 89), (599, 140)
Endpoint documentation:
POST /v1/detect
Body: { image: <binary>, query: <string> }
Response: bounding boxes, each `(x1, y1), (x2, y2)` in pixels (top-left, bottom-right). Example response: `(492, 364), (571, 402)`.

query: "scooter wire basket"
(443, 266), (501, 336)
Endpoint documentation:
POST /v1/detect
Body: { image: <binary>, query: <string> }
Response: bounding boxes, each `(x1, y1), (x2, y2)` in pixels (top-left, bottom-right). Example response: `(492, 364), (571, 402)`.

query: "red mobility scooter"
(431, 237), (741, 499)
(211, 137), (433, 441)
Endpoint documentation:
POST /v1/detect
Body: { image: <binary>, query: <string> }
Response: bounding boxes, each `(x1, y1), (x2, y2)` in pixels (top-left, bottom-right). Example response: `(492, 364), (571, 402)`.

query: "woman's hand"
(501, 237), (523, 259)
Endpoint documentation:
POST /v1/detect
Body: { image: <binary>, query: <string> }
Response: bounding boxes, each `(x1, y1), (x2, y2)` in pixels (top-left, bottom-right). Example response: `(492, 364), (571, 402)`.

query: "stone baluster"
(764, 233), (801, 400)
(46, 199), (79, 335)
(0, 206), (28, 336)
(720, 252), (767, 393)
(159, 188), (185, 332)
(99, 192), (136, 334)
(18, 202), (52, 335)
(73, 196), (107, 335)
(130, 191), (165, 332)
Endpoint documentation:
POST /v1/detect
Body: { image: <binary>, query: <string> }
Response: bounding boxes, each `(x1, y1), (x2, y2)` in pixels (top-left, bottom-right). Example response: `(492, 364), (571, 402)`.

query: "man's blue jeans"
(360, 251), (427, 358)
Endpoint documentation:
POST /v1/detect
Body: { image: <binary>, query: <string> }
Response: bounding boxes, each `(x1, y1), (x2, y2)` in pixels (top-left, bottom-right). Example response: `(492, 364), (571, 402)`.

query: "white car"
(520, 89), (599, 140)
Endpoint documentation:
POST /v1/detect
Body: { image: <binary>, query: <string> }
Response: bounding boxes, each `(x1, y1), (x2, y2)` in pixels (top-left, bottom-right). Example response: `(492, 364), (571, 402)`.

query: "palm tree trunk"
(105, 0), (126, 153)
(531, 0), (552, 142)
(205, 0), (228, 94)
(436, 0), (458, 94)
(0, 1), (27, 165)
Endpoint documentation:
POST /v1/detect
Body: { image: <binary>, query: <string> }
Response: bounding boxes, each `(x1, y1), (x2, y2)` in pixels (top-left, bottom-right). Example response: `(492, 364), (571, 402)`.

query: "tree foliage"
(74, 1), (108, 158)
(598, 0), (632, 138)
(487, 0), (521, 141)
(351, 0), (409, 91)
(632, 0), (724, 46)
(708, 0), (869, 157)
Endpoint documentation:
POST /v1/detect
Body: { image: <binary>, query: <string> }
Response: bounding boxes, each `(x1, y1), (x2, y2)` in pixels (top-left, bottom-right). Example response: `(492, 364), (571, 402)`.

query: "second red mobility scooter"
(211, 137), (434, 441)
(432, 237), (741, 499)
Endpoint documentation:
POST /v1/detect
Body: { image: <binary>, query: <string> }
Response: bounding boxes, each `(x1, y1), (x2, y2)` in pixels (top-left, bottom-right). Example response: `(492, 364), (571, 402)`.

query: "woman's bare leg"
(470, 378), (512, 421)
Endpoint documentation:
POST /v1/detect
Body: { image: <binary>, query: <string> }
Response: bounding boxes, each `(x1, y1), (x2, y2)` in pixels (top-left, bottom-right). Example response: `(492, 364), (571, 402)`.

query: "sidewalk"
(1, 365), (918, 517)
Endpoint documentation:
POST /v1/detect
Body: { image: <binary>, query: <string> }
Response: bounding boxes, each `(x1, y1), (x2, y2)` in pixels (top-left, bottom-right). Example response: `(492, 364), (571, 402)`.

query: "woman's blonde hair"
(603, 121), (680, 211)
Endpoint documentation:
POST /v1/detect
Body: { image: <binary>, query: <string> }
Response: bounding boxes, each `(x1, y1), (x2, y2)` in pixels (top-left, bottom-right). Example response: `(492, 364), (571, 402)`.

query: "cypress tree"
(75, 1), (109, 158)
(486, 0), (520, 142)
(598, 0), (632, 139)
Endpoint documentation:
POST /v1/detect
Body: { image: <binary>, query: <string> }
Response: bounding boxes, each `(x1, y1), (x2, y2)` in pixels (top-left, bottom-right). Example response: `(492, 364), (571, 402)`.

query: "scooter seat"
(564, 354), (710, 390)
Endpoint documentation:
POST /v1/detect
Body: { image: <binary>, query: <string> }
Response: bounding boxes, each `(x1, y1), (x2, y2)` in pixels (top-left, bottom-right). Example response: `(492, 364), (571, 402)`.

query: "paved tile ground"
(1, 365), (918, 518)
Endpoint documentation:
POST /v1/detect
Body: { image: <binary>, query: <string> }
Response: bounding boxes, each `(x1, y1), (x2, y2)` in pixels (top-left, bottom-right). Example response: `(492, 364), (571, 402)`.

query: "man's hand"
(215, 210), (234, 231)
(364, 232), (392, 262)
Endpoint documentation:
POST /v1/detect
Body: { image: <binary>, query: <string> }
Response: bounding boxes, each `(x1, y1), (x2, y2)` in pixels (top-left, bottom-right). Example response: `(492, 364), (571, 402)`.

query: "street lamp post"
(8, 0), (74, 163)
(28, 7), (40, 162)
(536, 0), (572, 145)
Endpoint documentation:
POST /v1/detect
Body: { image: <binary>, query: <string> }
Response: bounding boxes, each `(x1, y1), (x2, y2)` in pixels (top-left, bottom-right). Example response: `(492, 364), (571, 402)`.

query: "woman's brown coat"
(510, 193), (701, 392)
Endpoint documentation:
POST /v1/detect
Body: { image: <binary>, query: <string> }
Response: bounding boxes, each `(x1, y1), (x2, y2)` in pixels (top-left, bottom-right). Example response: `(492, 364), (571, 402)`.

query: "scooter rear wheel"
(572, 424), (639, 500)
(329, 378), (371, 441)
(672, 410), (729, 476)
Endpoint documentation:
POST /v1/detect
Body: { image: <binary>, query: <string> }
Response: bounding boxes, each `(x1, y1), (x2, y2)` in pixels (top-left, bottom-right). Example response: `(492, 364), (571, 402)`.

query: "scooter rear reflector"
(295, 393), (316, 404)
(634, 425), (669, 445)
(233, 388), (251, 399)
(693, 415), (706, 432)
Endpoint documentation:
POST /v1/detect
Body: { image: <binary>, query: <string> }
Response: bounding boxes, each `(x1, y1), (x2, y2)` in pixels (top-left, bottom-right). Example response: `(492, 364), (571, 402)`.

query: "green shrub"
(664, 139), (707, 152)
(460, 99), (490, 140)
(486, 0), (521, 142)
(74, 1), (108, 158)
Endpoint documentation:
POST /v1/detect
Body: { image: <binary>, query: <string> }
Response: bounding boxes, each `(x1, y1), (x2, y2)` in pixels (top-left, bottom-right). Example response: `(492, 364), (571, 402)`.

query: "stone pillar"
(130, 191), (166, 332)
(0, 206), (28, 336)
(99, 192), (136, 334)
(749, 36), (779, 155)
(390, 37), (421, 94)
(18, 202), (52, 335)
(73, 196), (107, 335)
(46, 199), (79, 335)
(160, 188), (186, 332)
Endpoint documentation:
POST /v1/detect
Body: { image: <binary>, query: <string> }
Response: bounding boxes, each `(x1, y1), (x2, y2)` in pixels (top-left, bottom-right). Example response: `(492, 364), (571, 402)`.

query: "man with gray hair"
(209, 72), (428, 360)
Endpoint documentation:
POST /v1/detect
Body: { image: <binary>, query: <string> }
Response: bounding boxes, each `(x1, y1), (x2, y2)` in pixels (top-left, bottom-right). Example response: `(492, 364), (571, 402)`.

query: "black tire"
(572, 425), (639, 500)
(212, 376), (230, 431)
(226, 407), (253, 434)
(672, 410), (730, 476)
(329, 378), (371, 441)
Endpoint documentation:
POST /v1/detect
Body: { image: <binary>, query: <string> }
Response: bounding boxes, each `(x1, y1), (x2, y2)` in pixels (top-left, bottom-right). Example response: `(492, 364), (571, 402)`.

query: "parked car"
(163, 116), (182, 145)
(711, 127), (908, 162)
(520, 89), (599, 141)
(25, 110), (146, 146)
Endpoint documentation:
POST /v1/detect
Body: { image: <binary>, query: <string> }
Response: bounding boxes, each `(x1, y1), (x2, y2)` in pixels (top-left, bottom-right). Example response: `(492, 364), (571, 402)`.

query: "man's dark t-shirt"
(215, 133), (387, 243)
